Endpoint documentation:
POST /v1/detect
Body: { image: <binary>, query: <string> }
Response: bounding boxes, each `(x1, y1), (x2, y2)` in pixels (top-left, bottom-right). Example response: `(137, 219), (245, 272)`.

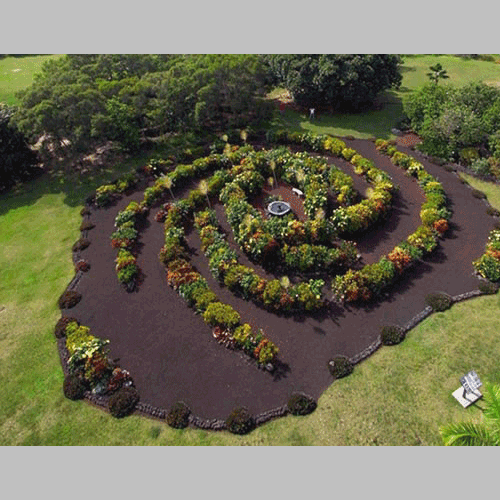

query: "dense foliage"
(263, 54), (402, 110)
(403, 82), (500, 163)
(12, 54), (272, 156)
(0, 104), (39, 192)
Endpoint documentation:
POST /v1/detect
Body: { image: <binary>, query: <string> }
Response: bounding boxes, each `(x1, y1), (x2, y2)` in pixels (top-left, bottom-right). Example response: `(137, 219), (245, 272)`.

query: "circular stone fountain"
(267, 200), (291, 216)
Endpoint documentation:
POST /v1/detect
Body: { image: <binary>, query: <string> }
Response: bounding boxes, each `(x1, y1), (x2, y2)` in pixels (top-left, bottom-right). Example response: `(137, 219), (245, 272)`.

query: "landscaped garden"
(2, 54), (500, 445)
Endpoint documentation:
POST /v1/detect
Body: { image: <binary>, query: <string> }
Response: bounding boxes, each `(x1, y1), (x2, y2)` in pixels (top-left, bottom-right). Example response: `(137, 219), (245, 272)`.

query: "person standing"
(309, 108), (315, 121)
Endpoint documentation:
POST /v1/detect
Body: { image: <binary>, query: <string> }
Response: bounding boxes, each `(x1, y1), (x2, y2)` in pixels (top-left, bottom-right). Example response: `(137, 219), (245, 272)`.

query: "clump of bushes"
(75, 259), (90, 272)
(166, 401), (191, 429)
(425, 292), (453, 312)
(63, 374), (87, 400)
(58, 290), (82, 309)
(478, 280), (499, 295)
(486, 207), (500, 217)
(225, 407), (255, 435)
(72, 238), (90, 252)
(328, 355), (354, 379)
(108, 386), (140, 418)
(471, 188), (487, 200)
(80, 220), (95, 231)
(380, 325), (405, 346)
(287, 393), (317, 416)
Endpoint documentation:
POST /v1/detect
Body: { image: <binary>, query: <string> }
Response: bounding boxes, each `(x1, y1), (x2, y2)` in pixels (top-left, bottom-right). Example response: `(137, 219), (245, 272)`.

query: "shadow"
(271, 359), (291, 381)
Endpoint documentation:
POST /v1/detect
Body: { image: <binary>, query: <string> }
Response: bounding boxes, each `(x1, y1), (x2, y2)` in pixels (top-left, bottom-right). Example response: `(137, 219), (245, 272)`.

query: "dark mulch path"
(66, 139), (495, 421)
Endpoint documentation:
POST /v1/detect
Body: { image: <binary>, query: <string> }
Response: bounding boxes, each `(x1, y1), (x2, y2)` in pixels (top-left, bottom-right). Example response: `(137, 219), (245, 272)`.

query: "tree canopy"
(403, 81), (500, 160)
(12, 54), (272, 157)
(0, 104), (39, 193)
(262, 54), (402, 110)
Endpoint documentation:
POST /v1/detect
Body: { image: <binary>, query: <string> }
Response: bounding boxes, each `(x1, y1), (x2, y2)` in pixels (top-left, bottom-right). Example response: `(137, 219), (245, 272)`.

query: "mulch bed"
(63, 138), (497, 424)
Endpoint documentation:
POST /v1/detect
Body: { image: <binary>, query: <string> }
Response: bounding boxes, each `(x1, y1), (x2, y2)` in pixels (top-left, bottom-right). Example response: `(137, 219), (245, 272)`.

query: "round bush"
(478, 281), (499, 295)
(380, 325), (405, 346)
(54, 316), (78, 339)
(72, 238), (91, 252)
(58, 290), (82, 309)
(80, 207), (91, 216)
(166, 401), (191, 429)
(471, 189), (486, 199)
(75, 260), (90, 272)
(63, 375), (87, 400)
(108, 386), (140, 418)
(80, 220), (96, 231)
(225, 407), (255, 435)
(425, 292), (453, 312)
(287, 393), (317, 416)
(328, 355), (354, 379)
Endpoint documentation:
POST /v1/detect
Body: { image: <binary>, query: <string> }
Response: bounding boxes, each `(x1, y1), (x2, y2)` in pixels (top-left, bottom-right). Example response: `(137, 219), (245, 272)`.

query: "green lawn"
(0, 54), (62, 106)
(2, 54), (500, 445)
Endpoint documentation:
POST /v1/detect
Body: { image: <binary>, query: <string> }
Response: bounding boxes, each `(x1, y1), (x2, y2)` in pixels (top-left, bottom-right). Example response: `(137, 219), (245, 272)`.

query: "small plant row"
(110, 201), (147, 291)
(158, 203), (279, 366)
(55, 316), (139, 417)
(194, 208), (325, 313)
(94, 172), (141, 207)
(473, 228), (500, 282)
(330, 141), (451, 303)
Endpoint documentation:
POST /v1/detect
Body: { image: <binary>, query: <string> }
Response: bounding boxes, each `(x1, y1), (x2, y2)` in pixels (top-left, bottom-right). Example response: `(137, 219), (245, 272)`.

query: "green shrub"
(328, 356), (354, 379)
(63, 375), (87, 400)
(287, 393), (317, 416)
(80, 220), (95, 231)
(202, 302), (240, 329)
(380, 325), (405, 346)
(471, 188), (487, 199)
(425, 292), (453, 312)
(72, 238), (90, 252)
(166, 401), (191, 429)
(108, 387), (140, 418)
(474, 254), (500, 282)
(58, 290), (82, 309)
(478, 281), (499, 294)
(225, 407), (255, 435)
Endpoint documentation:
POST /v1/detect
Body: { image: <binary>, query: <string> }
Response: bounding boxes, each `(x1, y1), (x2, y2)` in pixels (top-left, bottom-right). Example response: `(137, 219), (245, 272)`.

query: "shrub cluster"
(478, 280), (499, 294)
(473, 229), (500, 282)
(380, 325), (405, 346)
(95, 172), (139, 207)
(328, 356), (354, 379)
(61, 320), (134, 397)
(108, 387), (140, 418)
(58, 290), (82, 309)
(166, 401), (191, 429)
(425, 292), (453, 312)
(63, 374), (87, 400)
(225, 407), (256, 435)
(72, 238), (90, 252)
(287, 393), (317, 416)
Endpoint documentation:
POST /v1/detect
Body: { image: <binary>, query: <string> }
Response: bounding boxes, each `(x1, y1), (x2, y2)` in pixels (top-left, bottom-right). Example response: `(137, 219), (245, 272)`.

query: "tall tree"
(263, 54), (402, 110)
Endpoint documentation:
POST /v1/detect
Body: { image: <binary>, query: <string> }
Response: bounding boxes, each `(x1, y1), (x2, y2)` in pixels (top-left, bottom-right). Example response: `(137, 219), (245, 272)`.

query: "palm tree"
(163, 175), (175, 201)
(427, 63), (450, 85)
(269, 160), (278, 188)
(199, 179), (210, 208)
(439, 383), (500, 446)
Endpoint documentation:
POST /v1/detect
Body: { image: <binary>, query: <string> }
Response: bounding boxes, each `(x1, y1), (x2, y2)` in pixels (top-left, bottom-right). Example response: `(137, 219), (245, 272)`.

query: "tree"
(0, 104), (39, 192)
(427, 63), (450, 85)
(263, 54), (402, 110)
(439, 383), (500, 446)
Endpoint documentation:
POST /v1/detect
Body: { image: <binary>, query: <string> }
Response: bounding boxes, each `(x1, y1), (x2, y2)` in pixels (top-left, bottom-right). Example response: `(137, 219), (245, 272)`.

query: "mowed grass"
(0, 55), (62, 106)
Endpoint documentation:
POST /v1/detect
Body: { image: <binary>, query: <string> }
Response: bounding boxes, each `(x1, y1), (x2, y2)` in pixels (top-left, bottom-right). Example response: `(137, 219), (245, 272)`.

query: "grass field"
(0, 55), (62, 106)
(1, 54), (500, 446)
